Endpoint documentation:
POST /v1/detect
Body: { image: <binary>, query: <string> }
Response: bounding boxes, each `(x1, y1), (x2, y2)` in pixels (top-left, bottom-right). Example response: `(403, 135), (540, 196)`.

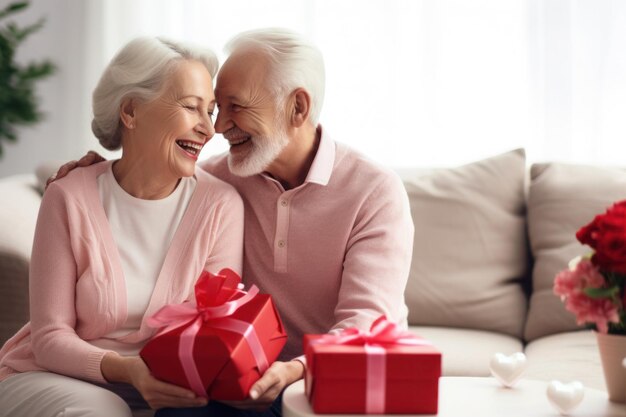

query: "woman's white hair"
(92, 37), (218, 150)
(225, 28), (325, 125)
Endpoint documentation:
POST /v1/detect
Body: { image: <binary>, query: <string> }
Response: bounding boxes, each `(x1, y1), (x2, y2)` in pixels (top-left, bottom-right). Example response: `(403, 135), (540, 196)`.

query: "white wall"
(0, 0), (90, 177)
(3, 0), (626, 178)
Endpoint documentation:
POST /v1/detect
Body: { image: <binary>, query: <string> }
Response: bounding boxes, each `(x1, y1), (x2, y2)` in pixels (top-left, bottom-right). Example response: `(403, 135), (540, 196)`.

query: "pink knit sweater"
(0, 161), (244, 383)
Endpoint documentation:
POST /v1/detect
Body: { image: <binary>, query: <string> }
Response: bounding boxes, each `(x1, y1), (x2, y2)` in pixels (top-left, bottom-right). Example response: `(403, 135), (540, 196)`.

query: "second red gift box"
(304, 316), (441, 414)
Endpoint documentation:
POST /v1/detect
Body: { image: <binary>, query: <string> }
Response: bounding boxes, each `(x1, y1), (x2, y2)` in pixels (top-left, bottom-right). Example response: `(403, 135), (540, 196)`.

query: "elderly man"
(52, 28), (414, 416)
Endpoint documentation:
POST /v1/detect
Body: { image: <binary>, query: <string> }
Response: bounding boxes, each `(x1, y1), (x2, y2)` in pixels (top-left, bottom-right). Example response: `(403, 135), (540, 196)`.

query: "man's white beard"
(228, 124), (290, 177)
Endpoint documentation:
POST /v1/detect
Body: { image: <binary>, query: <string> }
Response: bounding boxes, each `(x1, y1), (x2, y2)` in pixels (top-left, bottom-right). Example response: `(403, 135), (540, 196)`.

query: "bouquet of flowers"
(553, 201), (626, 335)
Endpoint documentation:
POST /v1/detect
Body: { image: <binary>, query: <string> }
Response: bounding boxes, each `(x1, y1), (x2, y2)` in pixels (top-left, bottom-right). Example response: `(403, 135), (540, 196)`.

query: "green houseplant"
(0, 1), (55, 157)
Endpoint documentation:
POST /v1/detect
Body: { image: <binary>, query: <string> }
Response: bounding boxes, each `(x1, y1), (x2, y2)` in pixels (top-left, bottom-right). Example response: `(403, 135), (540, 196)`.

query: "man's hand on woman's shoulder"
(45, 151), (106, 189)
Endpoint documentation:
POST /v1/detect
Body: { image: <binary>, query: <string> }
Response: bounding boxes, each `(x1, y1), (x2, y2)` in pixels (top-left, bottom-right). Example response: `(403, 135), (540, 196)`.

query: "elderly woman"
(0, 37), (244, 416)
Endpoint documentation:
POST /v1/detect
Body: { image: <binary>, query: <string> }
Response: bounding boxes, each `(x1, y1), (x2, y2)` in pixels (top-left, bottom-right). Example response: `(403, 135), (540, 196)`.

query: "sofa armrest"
(0, 174), (41, 344)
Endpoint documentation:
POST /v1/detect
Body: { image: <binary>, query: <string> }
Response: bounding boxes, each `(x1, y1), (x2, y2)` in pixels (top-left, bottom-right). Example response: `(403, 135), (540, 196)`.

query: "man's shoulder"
(333, 142), (403, 191)
(334, 141), (388, 174)
(330, 143), (411, 224)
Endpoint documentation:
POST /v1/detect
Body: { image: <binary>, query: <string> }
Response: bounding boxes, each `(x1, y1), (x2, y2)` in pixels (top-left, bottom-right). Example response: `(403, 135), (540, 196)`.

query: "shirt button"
(281, 200), (288, 207)
(278, 240), (286, 248)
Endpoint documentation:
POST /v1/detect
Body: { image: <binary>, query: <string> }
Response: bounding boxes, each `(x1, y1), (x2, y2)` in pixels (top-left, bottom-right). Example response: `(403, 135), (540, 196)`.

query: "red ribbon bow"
(147, 268), (269, 398)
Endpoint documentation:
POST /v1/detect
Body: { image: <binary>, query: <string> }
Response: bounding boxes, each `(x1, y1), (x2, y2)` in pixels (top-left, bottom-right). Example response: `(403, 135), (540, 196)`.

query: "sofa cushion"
(524, 330), (605, 391)
(409, 326), (523, 377)
(402, 149), (529, 338)
(524, 163), (626, 341)
(0, 174), (41, 260)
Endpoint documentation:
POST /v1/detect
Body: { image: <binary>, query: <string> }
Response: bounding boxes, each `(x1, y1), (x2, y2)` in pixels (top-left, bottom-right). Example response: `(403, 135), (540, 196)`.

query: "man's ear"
(290, 88), (311, 128)
(119, 98), (137, 129)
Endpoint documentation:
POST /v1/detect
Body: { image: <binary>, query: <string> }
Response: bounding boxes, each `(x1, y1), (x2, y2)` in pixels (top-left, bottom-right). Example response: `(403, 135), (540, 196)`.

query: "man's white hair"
(224, 28), (325, 125)
(91, 37), (218, 150)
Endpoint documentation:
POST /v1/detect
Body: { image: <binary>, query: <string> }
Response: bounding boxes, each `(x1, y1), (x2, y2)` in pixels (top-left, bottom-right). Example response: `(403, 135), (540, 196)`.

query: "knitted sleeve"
(29, 182), (110, 383)
(331, 172), (415, 332)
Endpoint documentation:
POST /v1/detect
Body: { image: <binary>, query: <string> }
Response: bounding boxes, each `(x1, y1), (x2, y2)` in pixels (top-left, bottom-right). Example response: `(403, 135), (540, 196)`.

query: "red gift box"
(140, 269), (287, 400)
(304, 317), (441, 414)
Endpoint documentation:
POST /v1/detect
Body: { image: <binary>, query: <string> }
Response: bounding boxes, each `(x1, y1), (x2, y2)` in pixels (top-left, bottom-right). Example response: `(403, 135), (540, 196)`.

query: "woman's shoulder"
(46, 161), (112, 196)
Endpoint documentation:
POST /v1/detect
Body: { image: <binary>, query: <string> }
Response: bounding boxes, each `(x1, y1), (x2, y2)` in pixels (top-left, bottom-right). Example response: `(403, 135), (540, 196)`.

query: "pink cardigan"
(0, 161), (244, 383)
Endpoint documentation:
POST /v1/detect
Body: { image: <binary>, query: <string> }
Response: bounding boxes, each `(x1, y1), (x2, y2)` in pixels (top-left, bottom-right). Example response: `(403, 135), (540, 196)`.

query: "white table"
(283, 377), (626, 417)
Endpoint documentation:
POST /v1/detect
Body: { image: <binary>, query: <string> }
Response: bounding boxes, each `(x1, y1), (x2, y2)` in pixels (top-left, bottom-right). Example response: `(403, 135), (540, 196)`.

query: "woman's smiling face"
(127, 59), (216, 179)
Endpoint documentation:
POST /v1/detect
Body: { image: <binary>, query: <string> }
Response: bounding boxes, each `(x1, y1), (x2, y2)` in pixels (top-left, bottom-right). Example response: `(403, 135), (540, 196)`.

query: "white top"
(95, 163), (196, 349)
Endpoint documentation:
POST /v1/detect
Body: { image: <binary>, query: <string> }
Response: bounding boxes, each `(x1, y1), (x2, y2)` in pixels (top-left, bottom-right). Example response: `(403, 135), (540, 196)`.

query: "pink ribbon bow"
(147, 268), (269, 398)
(315, 316), (430, 414)
(317, 316), (428, 348)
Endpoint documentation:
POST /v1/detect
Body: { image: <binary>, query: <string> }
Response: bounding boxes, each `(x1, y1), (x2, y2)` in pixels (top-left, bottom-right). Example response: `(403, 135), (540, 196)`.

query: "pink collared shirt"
(201, 126), (414, 360)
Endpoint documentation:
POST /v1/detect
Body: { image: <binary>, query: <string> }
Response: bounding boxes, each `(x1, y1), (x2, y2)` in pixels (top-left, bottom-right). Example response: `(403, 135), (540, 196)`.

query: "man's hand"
(221, 360), (305, 411)
(45, 151), (105, 189)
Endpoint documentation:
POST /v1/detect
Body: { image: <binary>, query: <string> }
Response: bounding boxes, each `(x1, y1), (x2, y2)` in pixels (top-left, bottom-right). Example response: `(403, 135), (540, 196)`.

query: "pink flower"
(553, 257), (620, 334)
(564, 292), (620, 334)
(553, 258), (606, 299)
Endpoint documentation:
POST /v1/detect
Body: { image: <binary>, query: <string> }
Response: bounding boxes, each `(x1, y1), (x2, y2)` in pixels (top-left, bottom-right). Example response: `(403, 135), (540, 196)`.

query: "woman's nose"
(197, 112), (216, 139)
(195, 121), (213, 141)
(206, 118), (216, 138)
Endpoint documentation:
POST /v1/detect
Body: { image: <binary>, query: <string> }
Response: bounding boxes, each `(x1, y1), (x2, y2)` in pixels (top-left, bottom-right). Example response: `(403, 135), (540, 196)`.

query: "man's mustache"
(222, 127), (249, 139)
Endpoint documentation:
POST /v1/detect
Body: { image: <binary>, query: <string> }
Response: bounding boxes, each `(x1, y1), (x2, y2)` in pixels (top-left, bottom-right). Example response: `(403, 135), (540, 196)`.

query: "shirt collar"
(303, 124), (335, 186)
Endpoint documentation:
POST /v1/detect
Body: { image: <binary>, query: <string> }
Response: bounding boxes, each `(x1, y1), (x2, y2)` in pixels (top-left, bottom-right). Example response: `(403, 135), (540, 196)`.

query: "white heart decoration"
(489, 352), (527, 388)
(546, 380), (584, 415)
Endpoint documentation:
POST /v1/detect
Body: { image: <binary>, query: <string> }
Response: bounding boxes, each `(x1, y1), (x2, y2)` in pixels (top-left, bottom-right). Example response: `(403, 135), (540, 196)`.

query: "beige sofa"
(0, 149), (618, 407)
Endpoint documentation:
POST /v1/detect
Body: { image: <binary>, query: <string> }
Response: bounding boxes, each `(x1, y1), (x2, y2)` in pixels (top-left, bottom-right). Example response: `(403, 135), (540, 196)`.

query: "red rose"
(612, 200), (626, 211)
(603, 204), (626, 229)
(576, 216), (601, 249)
(579, 200), (626, 274)
(593, 231), (626, 274)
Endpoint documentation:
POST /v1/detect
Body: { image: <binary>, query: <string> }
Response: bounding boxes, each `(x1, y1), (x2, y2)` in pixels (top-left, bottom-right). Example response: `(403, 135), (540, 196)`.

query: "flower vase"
(596, 332), (626, 403)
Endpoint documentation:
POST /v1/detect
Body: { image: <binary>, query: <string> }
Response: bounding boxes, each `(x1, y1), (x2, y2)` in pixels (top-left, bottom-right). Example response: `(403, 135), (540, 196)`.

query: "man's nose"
(214, 110), (229, 134)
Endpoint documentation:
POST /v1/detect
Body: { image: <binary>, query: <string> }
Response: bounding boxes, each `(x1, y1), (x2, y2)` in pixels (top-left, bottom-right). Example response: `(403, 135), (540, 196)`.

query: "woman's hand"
(221, 360), (305, 411)
(101, 353), (208, 410)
